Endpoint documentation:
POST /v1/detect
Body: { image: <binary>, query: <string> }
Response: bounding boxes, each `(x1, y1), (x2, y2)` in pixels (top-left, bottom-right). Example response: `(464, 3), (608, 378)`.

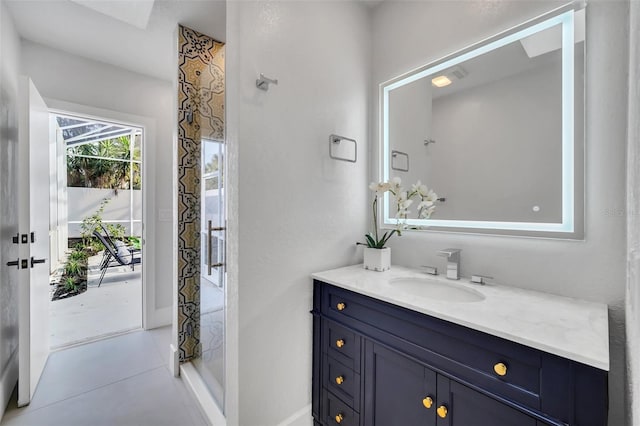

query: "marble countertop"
(312, 264), (609, 371)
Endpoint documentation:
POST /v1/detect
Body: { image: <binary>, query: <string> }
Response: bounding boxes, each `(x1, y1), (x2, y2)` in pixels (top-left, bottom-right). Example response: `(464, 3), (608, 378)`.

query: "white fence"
(67, 187), (142, 238)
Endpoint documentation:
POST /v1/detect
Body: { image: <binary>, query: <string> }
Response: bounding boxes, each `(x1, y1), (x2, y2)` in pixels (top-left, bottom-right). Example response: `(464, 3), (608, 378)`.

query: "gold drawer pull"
(335, 375), (344, 385)
(494, 362), (508, 376)
(422, 396), (433, 409)
(437, 405), (448, 419)
(336, 302), (346, 311)
(335, 413), (344, 423)
(336, 339), (345, 348)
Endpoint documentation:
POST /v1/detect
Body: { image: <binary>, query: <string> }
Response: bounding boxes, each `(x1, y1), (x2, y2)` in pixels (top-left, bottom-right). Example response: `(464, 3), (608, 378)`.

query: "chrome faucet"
(437, 248), (461, 280)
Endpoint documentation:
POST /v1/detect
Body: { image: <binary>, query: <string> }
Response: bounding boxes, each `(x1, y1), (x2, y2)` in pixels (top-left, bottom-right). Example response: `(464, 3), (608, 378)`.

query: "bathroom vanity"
(310, 265), (609, 426)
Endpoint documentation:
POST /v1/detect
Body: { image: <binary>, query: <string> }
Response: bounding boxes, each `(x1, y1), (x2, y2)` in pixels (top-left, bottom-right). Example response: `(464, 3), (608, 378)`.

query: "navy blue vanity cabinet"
(363, 341), (437, 425)
(311, 280), (608, 426)
(362, 341), (542, 426)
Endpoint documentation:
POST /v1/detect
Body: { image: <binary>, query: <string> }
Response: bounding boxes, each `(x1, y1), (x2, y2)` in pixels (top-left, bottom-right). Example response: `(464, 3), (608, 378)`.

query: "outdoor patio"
(50, 254), (142, 349)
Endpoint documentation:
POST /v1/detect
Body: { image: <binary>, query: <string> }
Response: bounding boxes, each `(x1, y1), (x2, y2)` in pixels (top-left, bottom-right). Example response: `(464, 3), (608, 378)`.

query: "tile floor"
(50, 263), (142, 349)
(50, 253), (144, 348)
(193, 279), (225, 405)
(1, 327), (208, 426)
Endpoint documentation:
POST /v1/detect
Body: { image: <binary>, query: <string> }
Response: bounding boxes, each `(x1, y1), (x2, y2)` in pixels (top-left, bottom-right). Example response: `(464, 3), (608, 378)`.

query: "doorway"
(48, 112), (144, 349)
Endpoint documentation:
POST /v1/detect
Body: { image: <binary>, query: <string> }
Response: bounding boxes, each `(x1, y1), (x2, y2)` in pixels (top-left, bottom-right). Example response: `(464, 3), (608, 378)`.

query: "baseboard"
(0, 348), (18, 422)
(276, 404), (312, 426)
(169, 344), (179, 377)
(180, 362), (226, 426)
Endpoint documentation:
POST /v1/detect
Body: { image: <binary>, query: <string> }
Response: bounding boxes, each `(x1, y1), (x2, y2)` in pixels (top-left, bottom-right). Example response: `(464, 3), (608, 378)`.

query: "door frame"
(46, 99), (162, 329)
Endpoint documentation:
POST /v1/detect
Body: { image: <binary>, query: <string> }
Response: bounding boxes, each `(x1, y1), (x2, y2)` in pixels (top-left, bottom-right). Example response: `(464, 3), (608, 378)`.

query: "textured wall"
(372, 2), (629, 425)
(176, 25), (224, 362)
(0, 0), (21, 420)
(227, 1), (371, 424)
(626, 0), (640, 423)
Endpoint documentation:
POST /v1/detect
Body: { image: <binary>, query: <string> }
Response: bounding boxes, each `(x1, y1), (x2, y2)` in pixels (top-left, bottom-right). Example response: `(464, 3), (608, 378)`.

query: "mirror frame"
(379, 5), (584, 238)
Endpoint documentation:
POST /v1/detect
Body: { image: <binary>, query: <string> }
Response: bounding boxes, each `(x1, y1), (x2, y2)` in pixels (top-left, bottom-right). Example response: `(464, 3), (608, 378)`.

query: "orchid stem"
(373, 197), (378, 244)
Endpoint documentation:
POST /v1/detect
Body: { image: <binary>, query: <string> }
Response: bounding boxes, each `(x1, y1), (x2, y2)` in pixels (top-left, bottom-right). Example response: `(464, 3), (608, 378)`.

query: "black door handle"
(6, 260), (19, 269)
(31, 257), (46, 268)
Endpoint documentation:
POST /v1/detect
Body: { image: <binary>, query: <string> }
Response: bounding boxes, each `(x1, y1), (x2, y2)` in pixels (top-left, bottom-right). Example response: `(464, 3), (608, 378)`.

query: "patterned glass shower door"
(193, 138), (226, 410)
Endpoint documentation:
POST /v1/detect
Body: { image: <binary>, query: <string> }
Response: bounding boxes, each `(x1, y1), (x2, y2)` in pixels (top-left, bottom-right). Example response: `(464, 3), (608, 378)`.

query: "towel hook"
(256, 73), (278, 91)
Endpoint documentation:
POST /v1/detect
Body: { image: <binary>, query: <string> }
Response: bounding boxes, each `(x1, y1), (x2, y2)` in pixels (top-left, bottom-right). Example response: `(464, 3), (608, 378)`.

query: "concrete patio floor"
(50, 254), (142, 349)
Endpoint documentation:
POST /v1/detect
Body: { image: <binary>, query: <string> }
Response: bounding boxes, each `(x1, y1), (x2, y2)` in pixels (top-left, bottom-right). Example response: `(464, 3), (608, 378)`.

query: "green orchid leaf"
(365, 234), (376, 248)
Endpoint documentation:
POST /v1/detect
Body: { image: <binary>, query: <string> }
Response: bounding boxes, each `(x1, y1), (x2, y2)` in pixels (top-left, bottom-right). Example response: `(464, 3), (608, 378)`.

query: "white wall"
(372, 1), (629, 425)
(66, 187), (142, 238)
(0, 0), (21, 419)
(20, 40), (174, 327)
(226, 1), (371, 424)
(626, 0), (640, 423)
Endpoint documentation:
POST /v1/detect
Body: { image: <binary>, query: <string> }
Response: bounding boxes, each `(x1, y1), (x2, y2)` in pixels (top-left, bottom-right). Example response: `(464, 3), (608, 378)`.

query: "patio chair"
(93, 229), (141, 287)
(100, 224), (141, 256)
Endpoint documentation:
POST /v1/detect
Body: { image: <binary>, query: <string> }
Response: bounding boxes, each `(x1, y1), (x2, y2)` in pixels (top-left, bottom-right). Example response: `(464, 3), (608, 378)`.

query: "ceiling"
(5, 0), (226, 82)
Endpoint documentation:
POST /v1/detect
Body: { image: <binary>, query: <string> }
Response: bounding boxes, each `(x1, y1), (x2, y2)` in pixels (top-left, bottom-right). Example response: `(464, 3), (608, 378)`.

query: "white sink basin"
(390, 277), (485, 303)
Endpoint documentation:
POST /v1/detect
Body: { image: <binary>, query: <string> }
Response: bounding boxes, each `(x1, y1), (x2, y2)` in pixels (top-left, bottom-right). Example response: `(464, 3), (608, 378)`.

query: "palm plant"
(67, 135), (141, 190)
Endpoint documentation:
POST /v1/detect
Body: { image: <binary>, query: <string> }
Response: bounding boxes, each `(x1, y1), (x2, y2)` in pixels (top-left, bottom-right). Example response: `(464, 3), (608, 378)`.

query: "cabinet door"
(364, 341), (437, 426)
(437, 377), (537, 426)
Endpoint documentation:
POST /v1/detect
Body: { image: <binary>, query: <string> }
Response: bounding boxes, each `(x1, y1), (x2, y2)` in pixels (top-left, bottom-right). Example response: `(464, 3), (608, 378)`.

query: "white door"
(17, 77), (51, 407)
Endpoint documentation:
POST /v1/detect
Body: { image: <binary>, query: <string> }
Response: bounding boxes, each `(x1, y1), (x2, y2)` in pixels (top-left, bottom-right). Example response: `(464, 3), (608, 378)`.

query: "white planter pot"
(363, 247), (391, 272)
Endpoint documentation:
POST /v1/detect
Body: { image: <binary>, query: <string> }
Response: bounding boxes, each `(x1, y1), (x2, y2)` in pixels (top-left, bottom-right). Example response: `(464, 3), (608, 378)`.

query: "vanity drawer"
(320, 282), (541, 407)
(323, 319), (361, 373)
(323, 389), (360, 426)
(323, 354), (361, 412)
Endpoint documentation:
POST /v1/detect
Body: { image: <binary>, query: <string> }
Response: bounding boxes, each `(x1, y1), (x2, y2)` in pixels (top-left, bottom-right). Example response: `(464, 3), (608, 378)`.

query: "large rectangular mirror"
(381, 6), (585, 238)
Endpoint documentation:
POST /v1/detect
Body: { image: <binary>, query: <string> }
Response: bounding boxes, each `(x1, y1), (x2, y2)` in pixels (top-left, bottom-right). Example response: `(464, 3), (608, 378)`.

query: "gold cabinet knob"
(336, 339), (345, 348)
(494, 362), (508, 376)
(335, 375), (344, 385)
(335, 413), (344, 423)
(336, 302), (346, 311)
(437, 405), (448, 419)
(422, 396), (434, 409)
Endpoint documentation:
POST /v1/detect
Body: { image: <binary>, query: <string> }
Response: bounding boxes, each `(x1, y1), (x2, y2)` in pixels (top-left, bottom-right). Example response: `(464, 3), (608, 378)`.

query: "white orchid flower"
(417, 200), (434, 210)
(399, 198), (413, 210)
(388, 176), (402, 193)
(411, 180), (429, 197)
(364, 178), (438, 248)
(418, 200), (436, 219)
(369, 181), (391, 196)
(424, 189), (438, 202)
(395, 190), (413, 219)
